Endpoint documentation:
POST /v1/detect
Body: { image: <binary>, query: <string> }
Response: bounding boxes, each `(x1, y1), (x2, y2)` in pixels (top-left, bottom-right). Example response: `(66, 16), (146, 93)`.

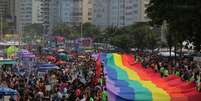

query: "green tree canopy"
(52, 23), (71, 36)
(146, 0), (201, 51)
(23, 23), (44, 43)
(82, 22), (101, 38)
(106, 22), (160, 51)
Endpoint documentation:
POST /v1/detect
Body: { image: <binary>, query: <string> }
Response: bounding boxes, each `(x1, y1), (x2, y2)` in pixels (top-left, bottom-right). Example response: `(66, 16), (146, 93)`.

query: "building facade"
(16, 0), (32, 33)
(92, 0), (149, 28)
(16, 0), (94, 34)
(139, 0), (150, 22)
(0, 0), (16, 34)
(82, 0), (93, 23)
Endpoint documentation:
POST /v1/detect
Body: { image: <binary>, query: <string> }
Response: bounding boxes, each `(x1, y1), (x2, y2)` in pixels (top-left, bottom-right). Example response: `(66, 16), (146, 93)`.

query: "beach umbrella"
(0, 87), (17, 96)
(57, 49), (65, 52)
(47, 55), (56, 62)
(56, 60), (67, 65)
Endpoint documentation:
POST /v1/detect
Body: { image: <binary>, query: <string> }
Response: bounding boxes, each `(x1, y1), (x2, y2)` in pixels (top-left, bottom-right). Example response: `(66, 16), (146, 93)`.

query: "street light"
(0, 15), (3, 40)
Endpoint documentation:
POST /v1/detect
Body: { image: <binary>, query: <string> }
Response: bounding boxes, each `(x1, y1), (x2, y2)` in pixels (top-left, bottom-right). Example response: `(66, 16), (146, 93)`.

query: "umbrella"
(0, 87), (17, 96)
(58, 53), (69, 60)
(57, 49), (65, 52)
(38, 64), (59, 71)
(55, 36), (64, 42)
(56, 60), (67, 65)
(6, 46), (19, 56)
(58, 53), (66, 56)
(47, 56), (56, 62)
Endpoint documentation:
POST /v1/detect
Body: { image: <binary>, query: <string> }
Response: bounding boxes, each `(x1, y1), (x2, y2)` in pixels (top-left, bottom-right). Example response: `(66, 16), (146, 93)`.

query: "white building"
(92, 0), (148, 28)
(16, 0), (32, 33)
(16, 0), (51, 34)
(16, 0), (92, 34)
(49, 0), (92, 26)
(32, 0), (43, 24)
(139, 0), (150, 22)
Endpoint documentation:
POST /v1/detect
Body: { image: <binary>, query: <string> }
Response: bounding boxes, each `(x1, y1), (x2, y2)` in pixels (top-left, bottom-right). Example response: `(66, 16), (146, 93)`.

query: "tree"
(146, 28), (160, 52)
(82, 23), (101, 38)
(127, 22), (159, 50)
(52, 23), (71, 37)
(1, 19), (9, 34)
(105, 22), (159, 52)
(23, 23), (43, 43)
(24, 23), (43, 34)
(110, 34), (132, 52)
(146, 0), (201, 52)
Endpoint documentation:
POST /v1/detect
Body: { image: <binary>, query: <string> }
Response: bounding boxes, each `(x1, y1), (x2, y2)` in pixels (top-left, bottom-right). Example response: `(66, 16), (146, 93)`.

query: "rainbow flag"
(102, 53), (201, 101)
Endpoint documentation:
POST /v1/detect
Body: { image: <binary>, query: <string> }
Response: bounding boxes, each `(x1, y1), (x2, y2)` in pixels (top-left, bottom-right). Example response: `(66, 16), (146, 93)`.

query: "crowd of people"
(0, 51), (107, 101)
(139, 52), (201, 92)
(2, 47), (201, 100)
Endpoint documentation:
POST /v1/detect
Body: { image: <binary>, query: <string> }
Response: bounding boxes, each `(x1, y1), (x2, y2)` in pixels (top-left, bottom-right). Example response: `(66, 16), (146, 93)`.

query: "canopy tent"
(6, 45), (19, 56)
(17, 49), (35, 58)
(0, 59), (17, 65)
(0, 87), (17, 96)
(37, 64), (59, 71)
(158, 52), (179, 57)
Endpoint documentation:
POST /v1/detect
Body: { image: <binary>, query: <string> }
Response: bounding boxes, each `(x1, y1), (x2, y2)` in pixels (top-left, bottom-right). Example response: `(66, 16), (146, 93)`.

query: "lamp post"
(0, 15), (3, 40)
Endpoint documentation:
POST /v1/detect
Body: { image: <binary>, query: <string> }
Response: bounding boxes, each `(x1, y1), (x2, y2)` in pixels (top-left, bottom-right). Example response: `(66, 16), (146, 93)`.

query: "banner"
(102, 53), (201, 101)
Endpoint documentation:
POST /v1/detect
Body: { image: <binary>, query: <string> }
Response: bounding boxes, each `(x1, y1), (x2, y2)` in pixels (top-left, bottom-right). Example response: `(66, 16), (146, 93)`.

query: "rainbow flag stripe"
(101, 53), (201, 101)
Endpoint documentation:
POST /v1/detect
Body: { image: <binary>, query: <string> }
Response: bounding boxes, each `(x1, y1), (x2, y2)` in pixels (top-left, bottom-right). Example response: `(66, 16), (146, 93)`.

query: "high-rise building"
(0, 0), (16, 34)
(16, 0), (94, 34)
(70, 0), (82, 26)
(0, 0), (8, 18)
(16, 0), (51, 34)
(49, 0), (92, 26)
(49, 0), (73, 27)
(139, 0), (150, 22)
(16, 0), (32, 33)
(92, 0), (147, 28)
(82, 0), (93, 23)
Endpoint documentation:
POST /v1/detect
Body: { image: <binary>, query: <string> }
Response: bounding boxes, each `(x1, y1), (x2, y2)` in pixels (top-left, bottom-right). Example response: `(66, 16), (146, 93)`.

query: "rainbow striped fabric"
(101, 53), (201, 101)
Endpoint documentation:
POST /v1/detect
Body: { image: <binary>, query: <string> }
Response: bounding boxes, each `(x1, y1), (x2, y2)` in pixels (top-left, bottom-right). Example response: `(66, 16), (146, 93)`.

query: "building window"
(88, 12), (92, 16)
(88, 17), (92, 20)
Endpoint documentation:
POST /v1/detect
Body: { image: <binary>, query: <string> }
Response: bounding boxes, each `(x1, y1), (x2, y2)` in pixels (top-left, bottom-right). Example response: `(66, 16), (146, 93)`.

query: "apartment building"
(92, 0), (148, 28)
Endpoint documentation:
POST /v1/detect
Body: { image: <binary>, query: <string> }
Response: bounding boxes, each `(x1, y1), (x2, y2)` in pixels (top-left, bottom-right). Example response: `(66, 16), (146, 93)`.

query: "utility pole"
(0, 15), (3, 40)
(19, 24), (22, 49)
(81, 0), (83, 39)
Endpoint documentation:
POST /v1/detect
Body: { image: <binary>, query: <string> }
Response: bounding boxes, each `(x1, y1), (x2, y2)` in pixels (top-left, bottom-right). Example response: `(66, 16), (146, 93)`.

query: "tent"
(38, 64), (59, 71)
(0, 59), (17, 65)
(0, 87), (17, 96)
(6, 46), (19, 56)
(17, 49), (35, 58)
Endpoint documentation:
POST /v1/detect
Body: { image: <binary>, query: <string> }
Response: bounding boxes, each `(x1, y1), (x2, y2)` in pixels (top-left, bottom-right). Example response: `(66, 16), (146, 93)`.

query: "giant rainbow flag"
(101, 53), (201, 101)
